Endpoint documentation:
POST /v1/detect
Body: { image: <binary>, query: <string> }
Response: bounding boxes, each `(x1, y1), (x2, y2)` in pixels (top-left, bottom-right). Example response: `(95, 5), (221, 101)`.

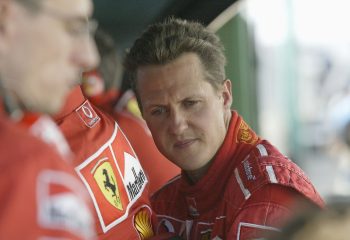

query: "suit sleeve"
(228, 184), (315, 240)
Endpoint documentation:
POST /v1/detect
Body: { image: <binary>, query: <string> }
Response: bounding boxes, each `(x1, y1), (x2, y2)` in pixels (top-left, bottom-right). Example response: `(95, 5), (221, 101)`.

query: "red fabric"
(55, 86), (160, 239)
(151, 111), (324, 240)
(0, 112), (95, 239)
(17, 112), (73, 160)
(87, 89), (120, 114)
(87, 89), (180, 194)
(17, 111), (40, 126)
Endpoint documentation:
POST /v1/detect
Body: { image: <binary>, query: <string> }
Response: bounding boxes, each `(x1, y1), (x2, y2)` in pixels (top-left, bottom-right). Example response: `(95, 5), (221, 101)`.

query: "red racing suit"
(55, 86), (157, 239)
(151, 111), (324, 240)
(0, 111), (95, 239)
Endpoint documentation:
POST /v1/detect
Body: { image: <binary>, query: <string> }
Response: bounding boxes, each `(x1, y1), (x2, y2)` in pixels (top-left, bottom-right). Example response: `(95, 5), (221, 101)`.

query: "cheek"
(146, 120), (167, 143)
(33, 26), (71, 70)
(148, 122), (163, 139)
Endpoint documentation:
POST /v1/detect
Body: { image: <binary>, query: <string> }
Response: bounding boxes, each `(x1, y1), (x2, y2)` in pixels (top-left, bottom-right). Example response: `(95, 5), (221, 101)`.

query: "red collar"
(88, 89), (120, 113)
(179, 111), (261, 216)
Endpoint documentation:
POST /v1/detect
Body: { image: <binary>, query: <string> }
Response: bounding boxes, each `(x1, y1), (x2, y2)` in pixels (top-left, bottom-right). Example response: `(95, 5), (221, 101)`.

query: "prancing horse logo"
(93, 161), (123, 210)
(103, 169), (116, 197)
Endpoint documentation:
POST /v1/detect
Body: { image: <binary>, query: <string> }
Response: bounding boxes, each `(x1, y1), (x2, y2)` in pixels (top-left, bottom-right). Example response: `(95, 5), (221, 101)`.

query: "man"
(0, 0), (99, 239)
(82, 29), (180, 194)
(124, 18), (324, 239)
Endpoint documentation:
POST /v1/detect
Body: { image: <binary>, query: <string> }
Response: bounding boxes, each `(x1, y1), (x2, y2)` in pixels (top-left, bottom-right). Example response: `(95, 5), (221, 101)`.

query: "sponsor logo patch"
(37, 170), (95, 239)
(93, 160), (123, 210)
(237, 120), (258, 145)
(186, 197), (199, 217)
(76, 100), (100, 128)
(243, 158), (256, 181)
(75, 123), (148, 233)
(133, 206), (154, 239)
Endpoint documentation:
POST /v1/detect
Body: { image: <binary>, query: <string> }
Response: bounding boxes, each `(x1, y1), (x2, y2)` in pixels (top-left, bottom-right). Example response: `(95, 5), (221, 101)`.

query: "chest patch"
(75, 123), (148, 233)
(76, 100), (100, 128)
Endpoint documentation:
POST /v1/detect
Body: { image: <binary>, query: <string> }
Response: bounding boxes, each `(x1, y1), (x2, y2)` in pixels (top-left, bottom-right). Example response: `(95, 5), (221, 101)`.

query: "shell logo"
(134, 207), (154, 239)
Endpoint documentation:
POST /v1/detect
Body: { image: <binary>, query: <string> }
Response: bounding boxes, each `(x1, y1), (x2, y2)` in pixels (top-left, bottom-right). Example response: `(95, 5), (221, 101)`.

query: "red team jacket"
(55, 86), (156, 239)
(0, 111), (95, 239)
(151, 111), (324, 240)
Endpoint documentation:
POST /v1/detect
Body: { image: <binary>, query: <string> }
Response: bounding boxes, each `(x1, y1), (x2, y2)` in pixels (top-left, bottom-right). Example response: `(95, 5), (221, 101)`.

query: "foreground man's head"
(0, 0), (99, 115)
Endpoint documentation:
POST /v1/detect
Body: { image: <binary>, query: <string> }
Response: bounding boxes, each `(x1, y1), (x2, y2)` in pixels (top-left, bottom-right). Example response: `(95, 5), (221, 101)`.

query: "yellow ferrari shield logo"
(93, 161), (123, 210)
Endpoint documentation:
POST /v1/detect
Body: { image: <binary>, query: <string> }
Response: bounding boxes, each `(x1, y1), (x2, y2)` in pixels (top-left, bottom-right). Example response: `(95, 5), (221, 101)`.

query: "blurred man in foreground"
(0, 0), (99, 238)
(125, 17), (324, 239)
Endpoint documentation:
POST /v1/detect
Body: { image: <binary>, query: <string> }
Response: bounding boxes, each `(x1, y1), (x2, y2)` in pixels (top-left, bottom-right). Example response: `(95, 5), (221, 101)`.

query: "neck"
(185, 111), (232, 184)
(185, 159), (213, 184)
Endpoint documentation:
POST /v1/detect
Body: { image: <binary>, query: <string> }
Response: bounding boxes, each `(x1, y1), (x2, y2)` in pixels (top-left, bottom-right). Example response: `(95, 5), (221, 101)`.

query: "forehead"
(137, 53), (205, 87)
(136, 53), (216, 103)
(42, 0), (93, 16)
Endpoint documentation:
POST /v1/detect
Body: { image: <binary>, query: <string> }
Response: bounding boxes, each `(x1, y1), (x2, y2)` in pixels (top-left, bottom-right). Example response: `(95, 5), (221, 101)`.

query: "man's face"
(137, 53), (232, 171)
(0, 0), (99, 114)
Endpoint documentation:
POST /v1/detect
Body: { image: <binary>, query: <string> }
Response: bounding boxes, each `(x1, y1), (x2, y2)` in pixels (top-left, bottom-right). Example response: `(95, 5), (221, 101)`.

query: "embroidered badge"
(75, 123), (148, 233)
(237, 120), (258, 145)
(133, 206), (154, 239)
(76, 100), (100, 128)
(186, 197), (199, 217)
(93, 159), (123, 210)
(243, 158), (256, 181)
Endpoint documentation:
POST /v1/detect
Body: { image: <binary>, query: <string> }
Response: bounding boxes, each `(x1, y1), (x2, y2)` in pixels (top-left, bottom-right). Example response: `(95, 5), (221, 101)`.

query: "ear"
(221, 79), (232, 109)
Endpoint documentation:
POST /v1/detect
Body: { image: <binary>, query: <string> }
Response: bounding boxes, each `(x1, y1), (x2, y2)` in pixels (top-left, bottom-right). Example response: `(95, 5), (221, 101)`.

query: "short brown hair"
(124, 17), (227, 105)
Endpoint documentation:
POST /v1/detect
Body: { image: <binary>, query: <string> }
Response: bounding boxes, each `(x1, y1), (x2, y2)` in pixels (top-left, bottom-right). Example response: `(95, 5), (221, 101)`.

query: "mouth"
(173, 139), (196, 149)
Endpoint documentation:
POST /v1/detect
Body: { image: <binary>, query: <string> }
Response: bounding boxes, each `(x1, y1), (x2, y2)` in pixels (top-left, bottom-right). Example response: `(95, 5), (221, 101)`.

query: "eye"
(183, 100), (198, 108)
(150, 106), (167, 116)
(65, 18), (97, 38)
(66, 20), (88, 37)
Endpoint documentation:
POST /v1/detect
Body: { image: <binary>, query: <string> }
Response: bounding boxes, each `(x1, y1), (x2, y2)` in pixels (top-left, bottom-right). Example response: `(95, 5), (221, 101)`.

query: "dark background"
(92, 0), (237, 49)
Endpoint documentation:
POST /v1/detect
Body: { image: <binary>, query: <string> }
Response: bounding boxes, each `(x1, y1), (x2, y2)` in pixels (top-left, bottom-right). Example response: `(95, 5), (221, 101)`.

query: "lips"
(173, 139), (196, 149)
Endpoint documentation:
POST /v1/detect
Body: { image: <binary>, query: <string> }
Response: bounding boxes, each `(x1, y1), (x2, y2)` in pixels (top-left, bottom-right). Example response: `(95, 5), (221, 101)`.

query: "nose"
(168, 109), (188, 136)
(72, 35), (100, 72)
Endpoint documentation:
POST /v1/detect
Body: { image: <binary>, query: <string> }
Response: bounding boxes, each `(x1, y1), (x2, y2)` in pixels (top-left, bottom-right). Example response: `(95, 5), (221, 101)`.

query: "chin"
(34, 101), (63, 115)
